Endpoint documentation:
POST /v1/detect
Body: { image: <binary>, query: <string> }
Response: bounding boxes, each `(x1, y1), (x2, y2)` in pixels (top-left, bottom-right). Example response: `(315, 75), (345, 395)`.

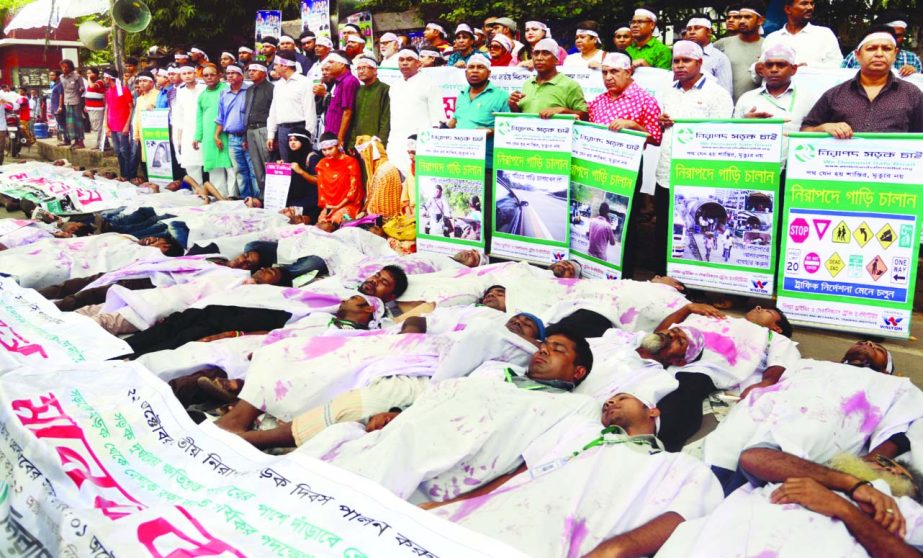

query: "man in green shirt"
(346, 56), (391, 152)
(626, 8), (673, 69)
(448, 53), (510, 166)
(508, 38), (588, 119)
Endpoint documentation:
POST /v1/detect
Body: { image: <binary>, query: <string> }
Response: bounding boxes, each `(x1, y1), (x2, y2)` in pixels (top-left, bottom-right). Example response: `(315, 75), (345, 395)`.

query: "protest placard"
(141, 109), (173, 187)
(263, 162), (292, 213)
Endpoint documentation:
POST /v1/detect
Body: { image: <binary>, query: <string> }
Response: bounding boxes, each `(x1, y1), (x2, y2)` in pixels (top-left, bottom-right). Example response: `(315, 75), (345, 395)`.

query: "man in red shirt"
(85, 67), (106, 150)
(103, 68), (135, 178)
(16, 88), (35, 147)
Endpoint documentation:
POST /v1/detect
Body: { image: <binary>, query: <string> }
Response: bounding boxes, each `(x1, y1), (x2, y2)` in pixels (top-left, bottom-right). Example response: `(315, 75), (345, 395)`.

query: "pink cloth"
(588, 82), (663, 146)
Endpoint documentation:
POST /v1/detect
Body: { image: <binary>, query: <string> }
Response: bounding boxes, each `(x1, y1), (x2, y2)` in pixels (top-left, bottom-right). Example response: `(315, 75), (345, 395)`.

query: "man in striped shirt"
(84, 67), (106, 150)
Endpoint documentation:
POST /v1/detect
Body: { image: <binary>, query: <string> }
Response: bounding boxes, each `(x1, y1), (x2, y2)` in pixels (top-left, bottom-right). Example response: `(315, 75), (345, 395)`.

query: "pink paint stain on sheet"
(447, 483), (518, 522)
(273, 380), (289, 401)
(701, 331), (739, 365)
(619, 307), (638, 325)
(751, 551), (779, 558)
(301, 336), (348, 358)
(841, 391), (882, 434)
(565, 516), (589, 558)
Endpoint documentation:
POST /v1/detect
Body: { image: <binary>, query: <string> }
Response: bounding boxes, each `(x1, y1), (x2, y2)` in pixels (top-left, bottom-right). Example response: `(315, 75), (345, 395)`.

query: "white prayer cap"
(220, 51), (235, 60)
(887, 20), (908, 29)
(316, 36), (333, 48)
(398, 47), (420, 60)
(248, 63), (268, 73)
(346, 34), (366, 45)
(615, 26), (630, 33)
(279, 35), (296, 45)
(324, 52), (351, 66)
(225, 65), (243, 75)
(686, 17), (712, 28)
(532, 37), (559, 54)
(380, 32), (399, 43)
(426, 22), (447, 36)
(576, 29), (600, 39)
(634, 8), (658, 23)
(760, 43), (796, 64)
(419, 48), (442, 59)
(490, 34), (513, 52)
(355, 56), (378, 69)
(178, 65), (196, 73)
(466, 53), (492, 68)
(238, 46), (254, 54)
(856, 31), (897, 51)
(166, 66), (178, 74)
(455, 23), (474, 36)
(601, 52), (632, 70)
(672, 40), (704, 59)
(189, 47), (206, 56)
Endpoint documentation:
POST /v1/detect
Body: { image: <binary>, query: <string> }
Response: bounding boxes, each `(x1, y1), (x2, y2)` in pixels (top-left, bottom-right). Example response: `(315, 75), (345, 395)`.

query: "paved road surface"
(510, 188), (566, 242)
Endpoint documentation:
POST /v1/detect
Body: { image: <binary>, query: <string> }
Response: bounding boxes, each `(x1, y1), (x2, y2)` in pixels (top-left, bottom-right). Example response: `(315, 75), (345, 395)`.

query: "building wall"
(1, 17), (80, 88)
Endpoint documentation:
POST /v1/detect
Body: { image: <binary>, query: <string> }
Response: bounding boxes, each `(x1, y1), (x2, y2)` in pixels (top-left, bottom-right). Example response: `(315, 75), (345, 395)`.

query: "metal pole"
(110, 0), (124, 74)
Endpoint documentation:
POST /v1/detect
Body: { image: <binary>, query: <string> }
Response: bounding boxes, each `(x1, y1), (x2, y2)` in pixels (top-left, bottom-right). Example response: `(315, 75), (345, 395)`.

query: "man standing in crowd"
(103, 69), (134, 178)
(261, 37), (279, 79)
(189, 46), (209, 77)
(802, 27), (923, 137)
(49, 69), (67, 144)
(715, 1), (765, 101)
(57, 59), (85, 148)
(123, 57), (139, 95)
(509, 39), (588, 119)
(157, 66), (185, 180)
(762, 0), (842, 67)
(174, 65), (204, 184)
(84, 67), (106, 150)
(195, 64), (235, 196)
(279, 35), (309, 75)
(238, 46), (254, 68)
(267, 51), (316, 162)
(346, 56), (390, 152)
(735, 44), (812, 162)
(387, 47), (441, 175)
(842, 15), (920, 75)
(344, 35), (367, 62)
(447, 24), (477, 67)
(216, 64), (258, 198)
(299, 32), (318, 70)
(685, 15), (733, 94)
(379, 32), (401, 67)
(245, 62), (274, 195)
(656, 41), (733, 274)
(321, 50), (359, 147)
(447, 53), (509, 166)
(723, 6), (741, 36)
(423, 22), (452, 53)
(626, 9), (672, 69)
(491, 18), (524, 60)
(131, 71), (159, 179)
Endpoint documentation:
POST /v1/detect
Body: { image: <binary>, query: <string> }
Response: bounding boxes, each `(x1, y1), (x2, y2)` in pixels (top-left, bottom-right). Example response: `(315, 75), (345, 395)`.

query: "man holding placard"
(447, 53), (509, 166)
(801, 26), (923, 137)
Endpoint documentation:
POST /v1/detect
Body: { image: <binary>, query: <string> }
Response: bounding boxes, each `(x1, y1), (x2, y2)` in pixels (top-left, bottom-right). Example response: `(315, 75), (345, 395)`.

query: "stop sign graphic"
(789, 218), (810, 243)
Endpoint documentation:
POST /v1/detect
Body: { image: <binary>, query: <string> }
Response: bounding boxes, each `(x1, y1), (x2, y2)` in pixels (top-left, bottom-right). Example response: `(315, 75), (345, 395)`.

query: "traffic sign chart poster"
(778, 134), (923, 338)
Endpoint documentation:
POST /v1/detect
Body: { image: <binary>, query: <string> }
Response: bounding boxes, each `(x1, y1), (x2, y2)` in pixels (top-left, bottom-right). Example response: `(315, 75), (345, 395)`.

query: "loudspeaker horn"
(112, 0), (152, 33)
(77, 21), (111, 50)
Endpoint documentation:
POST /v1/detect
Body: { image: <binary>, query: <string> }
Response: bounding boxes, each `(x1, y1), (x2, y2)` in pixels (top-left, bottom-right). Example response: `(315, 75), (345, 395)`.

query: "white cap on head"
(672, 40), (704, 60)
(602, 52), (632, 70)
(380, 32), (399, 43)
(576, 29), (600, 39)
(687, 17), (712, 28)
(248, 63), (268, 73)
(324, 52), (351, 66)
(420, 48), (442, 59)
(346, 34), (366, 44)
(634, 8), (658, 23)
(856, 31), (897, 51)
(615, 26), (630, 33)
(225, 65), (243, 75)
(316, 36), (333, 48)
(533, 37), (559, 54)
(490, 34), (513, 52)
(179, 65), (196, 73)
(220, 51), (235, 60)
(189, 47), (206, 56)
(355, 56), (378, 68)
(275, 56), (297, 67)
(156, 68), (169, 77)
(279, 35), (295, 45)
(398, 47), (420, 60)
(455, 23), (474, 36)
(238, 46), (254, 54)
(166, 66), (178, 74)
(426, 22), (447, 35)
(886, 20), (908, 29)
(760, 43), (796, 64)
(466, 53), (492, 67)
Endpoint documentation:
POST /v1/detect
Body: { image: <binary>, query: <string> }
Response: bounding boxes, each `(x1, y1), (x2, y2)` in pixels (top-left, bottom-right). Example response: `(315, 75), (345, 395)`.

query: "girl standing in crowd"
(565, 21), (605, 68)
(316, 132), (363, 224)
(519, 21), (567, 68)
(284, 126), (322, 223)
(488, 35), (516, 67)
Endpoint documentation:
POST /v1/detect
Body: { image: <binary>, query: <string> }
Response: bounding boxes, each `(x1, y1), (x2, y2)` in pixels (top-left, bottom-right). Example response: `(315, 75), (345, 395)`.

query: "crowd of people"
(0, 1), (922, 555)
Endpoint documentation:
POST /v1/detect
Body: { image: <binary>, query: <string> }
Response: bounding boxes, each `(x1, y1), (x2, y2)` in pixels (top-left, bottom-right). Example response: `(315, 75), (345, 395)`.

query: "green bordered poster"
(415, 128), (488, 258)
(568, 122), (646, 279)
(140, 109), (173, 186)
(778, 133), (923, 338)
(491, 113), (574, 264)
(667, 119), (784, 297)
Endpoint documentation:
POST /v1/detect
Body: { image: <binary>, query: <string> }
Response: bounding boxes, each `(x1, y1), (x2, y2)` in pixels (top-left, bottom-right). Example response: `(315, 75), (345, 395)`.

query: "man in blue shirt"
(49, 69), (67, 144)
(215, 65), (258, 198)
(447, 53), (510, 167)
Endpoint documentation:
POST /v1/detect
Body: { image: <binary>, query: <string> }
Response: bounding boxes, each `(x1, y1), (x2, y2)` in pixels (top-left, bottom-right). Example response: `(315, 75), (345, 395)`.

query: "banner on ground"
(263, 162), (292, 213)
(0, 277), (130, 372)
(300, 0), (330, 37)
(568, 123), (646, 279)
(140, 109), (172, 187)
(491, 114), (574, 264)
(255, 10), (282, 53)
(0, 164), (138, 214)
(777, 133), (923, 338)
(0, 362), (521, 557)
(667, 119), (784, 297)
(415, 129), (487, 258)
